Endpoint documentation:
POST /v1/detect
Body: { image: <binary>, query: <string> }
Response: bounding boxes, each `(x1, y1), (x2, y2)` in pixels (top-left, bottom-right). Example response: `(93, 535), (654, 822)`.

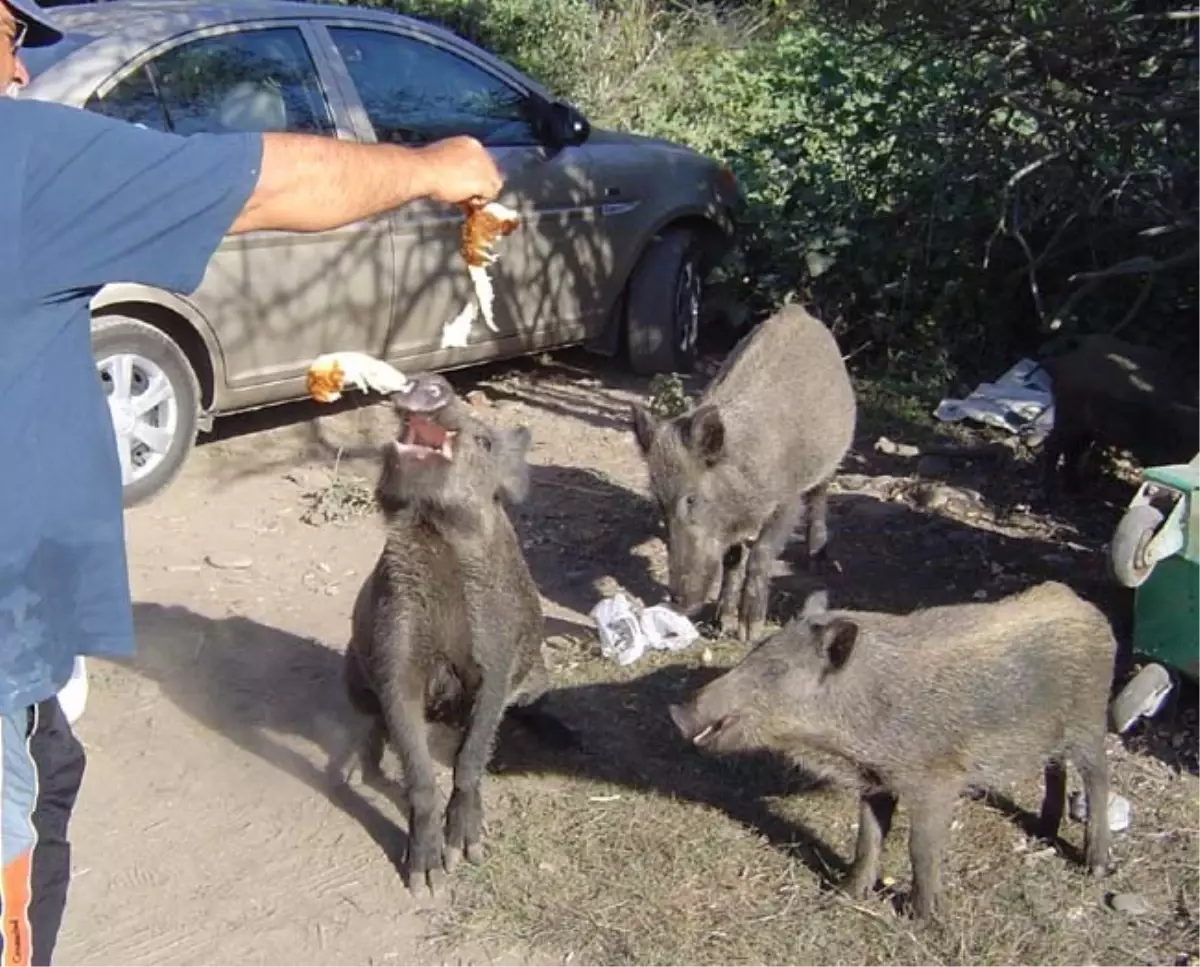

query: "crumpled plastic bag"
(1068, 789), (1132, 833)
(589, 593), (700, 666)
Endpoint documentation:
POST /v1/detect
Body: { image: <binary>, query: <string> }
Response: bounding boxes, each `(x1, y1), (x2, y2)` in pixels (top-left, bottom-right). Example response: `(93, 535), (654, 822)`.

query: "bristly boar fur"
(669, 581), (1115, 921)
(340, 372), (574, 897)
(631, 302), (856, 644)
(1040, 334), (1198, 498)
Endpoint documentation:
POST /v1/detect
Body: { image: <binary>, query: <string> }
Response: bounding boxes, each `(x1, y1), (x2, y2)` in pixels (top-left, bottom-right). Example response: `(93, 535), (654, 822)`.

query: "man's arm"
(230, 132), (504, 235)
(14, 99), (503, 303)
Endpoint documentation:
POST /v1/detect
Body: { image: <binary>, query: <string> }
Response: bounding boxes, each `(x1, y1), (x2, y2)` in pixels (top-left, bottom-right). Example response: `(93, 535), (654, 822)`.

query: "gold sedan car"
(24, 0), (738, 504)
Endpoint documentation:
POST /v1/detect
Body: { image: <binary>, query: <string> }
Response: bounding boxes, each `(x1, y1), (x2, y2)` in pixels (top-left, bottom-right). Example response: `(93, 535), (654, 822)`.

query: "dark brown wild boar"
(669, 582), (1115, 920)
(340, 372), (574, 897)
(630, 303), (857, 644)
(1041, 334), (1198, 498)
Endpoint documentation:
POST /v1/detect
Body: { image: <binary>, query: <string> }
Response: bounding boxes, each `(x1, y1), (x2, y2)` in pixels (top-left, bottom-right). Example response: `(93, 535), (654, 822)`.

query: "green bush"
(337, 0), (1199, 394)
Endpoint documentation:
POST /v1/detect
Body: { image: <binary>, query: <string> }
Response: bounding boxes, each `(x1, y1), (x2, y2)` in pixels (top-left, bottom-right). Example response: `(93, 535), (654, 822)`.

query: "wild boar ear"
(497, 426), (533, 503)
(682, 404), (725, 466)
(508, 424), (532, 458)
(819, 618), (858, 673)
(800, 587), (829, 620)
(630, 403), (659, 454)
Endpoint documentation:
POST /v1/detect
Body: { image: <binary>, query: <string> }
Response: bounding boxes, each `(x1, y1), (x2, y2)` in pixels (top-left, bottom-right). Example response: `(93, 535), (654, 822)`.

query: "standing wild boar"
(630, 303), (856, 644)
(669, 582), (1115, 920)
(1040, 334), (1198, 498)
(341, 372), (571, 897)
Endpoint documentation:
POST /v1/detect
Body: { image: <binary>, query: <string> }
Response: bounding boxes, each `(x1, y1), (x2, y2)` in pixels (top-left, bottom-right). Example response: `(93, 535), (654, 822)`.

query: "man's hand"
(415, 136), (504, 207)
(231, 132), (506, 236)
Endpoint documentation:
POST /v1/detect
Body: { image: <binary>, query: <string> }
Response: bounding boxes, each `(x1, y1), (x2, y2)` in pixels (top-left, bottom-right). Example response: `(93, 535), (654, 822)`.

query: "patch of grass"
(430, 646), (1200, 966)
(647, 373), (691, 419)
(300, 458), (377, 526)
(852, 374), (941, 436)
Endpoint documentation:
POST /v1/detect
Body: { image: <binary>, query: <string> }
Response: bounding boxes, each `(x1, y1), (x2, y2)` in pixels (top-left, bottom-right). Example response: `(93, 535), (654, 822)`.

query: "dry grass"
(428, 640), (1199, 966)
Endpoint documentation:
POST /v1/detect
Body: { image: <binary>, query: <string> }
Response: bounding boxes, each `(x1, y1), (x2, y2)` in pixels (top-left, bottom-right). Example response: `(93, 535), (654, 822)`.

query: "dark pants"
(0, 699), (86, 967)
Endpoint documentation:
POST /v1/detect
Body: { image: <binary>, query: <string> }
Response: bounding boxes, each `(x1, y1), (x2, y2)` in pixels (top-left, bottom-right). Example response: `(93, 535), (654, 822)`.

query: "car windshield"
(20, 32), (92, 78)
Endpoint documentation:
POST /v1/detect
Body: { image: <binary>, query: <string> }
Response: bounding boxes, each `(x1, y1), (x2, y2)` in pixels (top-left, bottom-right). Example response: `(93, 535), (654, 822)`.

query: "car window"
(327, 26), (540, 146)
(85, 27), (336, 137)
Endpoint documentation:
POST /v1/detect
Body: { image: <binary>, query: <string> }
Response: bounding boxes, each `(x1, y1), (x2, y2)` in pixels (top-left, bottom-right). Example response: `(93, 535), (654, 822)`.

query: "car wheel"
(92, 314), (201, 508)
(625, 227), (704, 376)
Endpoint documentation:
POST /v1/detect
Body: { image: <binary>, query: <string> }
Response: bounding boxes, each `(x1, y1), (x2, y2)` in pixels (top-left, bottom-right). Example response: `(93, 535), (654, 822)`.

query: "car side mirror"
(542, 99), (590, 149)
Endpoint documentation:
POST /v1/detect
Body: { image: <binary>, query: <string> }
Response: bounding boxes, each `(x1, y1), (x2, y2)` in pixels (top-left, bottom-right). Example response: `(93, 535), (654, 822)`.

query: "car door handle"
(603, 186), (621, 198)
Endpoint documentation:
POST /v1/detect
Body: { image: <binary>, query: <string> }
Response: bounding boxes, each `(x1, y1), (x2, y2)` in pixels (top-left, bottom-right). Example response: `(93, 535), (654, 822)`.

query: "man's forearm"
(229, 132), (501, 235)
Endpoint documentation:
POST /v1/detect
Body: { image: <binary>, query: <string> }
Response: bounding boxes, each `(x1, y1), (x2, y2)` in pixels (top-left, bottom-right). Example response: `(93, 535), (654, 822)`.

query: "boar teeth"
(693, 725), (716, 744)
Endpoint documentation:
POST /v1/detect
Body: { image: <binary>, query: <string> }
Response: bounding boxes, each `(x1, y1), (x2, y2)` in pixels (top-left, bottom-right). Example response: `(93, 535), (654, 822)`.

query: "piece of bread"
(306, 352), (410, 403)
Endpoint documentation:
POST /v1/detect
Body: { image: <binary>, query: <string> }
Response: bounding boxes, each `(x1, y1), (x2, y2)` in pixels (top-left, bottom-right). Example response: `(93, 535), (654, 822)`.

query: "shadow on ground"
(128, 602), (410, 873)
(515, 463), (663, 615)
(126, 602), (843, 887)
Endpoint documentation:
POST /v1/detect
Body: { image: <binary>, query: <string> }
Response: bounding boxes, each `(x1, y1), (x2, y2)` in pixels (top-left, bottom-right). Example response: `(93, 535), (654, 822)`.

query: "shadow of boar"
(338, 372), (575, 897)
(668, 581), (1115, 922)
(630, 302), (857, 645)
(1040, 334), (1199, 499)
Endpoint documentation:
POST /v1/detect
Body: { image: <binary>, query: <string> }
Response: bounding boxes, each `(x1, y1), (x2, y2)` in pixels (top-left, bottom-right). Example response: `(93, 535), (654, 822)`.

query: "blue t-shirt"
(0, 97), (263, 715)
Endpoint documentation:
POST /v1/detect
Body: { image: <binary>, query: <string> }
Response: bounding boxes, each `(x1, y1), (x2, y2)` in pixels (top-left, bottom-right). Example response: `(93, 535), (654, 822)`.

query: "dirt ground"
(57, 347), (1198, 967)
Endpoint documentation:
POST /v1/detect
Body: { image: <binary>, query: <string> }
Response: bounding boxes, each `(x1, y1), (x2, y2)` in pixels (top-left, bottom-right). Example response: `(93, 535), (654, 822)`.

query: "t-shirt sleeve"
(17, 99), (264, 302)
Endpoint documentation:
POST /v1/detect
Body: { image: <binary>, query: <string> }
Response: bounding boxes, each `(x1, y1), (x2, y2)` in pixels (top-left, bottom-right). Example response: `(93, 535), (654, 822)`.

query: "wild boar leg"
(444, 662), (513, 869)
(906, 782), (957, 920)
(803, 477), (833, 571)
(739, 494), (806, 644)
(844, 790), (897, 898)
(1038, 759), (1067, 843)
(717, 543), (748, 636)
(1075, 736), (1112, 875)
(382, 679), (445, 898)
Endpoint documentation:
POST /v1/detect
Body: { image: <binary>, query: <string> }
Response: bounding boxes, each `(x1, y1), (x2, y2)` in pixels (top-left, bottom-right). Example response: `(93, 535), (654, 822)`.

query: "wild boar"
(1040, 334), (1198, 497)
(630, 302), (857, 644)
(668, 582), (1115, 920)
(341, 372), (572, 897)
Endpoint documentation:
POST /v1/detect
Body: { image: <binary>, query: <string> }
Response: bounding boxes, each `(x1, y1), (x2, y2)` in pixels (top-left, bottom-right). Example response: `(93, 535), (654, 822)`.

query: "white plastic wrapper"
(1069, 789), (1132, 833)
(589, 594), (700, 666)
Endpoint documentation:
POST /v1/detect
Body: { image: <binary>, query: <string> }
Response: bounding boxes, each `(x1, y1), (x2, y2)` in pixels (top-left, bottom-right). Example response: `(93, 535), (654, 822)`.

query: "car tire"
(92, 314), (201, 508)
(625, 227), (704, 376)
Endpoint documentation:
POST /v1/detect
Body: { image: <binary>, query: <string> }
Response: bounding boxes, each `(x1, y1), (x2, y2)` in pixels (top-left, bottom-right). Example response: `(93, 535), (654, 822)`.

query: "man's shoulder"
(0, 95), (94, 130)
(1, 97), (134, 161)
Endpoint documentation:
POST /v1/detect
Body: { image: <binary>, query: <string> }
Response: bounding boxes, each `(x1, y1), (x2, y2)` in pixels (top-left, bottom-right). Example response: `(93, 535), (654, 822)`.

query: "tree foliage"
(365, 0), (1198, 389)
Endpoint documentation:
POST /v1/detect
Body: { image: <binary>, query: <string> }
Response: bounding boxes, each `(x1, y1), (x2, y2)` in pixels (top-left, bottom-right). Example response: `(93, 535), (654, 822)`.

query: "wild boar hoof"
(405, 825), (448, 898)
(718, 610), (741, 638)
(406, 865), (446, 900)
(466, 841), (486, 865)
(841, 869), (875, 900)
(905, 887), (939, 922)
(739, 618), (765, 646)
(445, 787), (485, 867)
(1085, 849), (1111, 878)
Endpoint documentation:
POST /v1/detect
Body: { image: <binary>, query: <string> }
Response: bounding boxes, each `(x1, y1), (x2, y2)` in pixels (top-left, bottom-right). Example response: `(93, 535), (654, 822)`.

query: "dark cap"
(5, 0), (63, 48)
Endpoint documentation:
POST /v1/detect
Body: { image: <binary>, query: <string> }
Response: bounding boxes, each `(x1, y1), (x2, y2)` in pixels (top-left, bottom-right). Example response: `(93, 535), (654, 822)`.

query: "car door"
(312, 21), (605, 364)
(84, 22), (398, 391)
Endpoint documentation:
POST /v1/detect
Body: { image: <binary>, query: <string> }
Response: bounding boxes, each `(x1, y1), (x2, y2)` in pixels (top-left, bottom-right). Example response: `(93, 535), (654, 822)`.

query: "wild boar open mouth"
(394, 414), (456, 462)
